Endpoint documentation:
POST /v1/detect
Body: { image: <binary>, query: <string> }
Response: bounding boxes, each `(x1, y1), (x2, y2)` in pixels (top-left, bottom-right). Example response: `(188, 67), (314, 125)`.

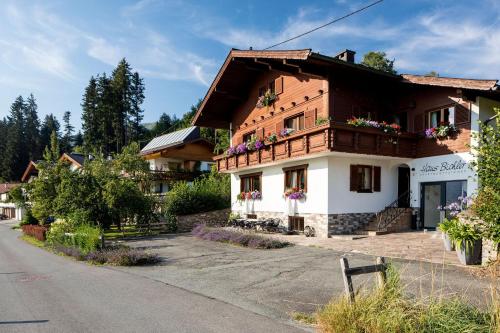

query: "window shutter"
(256, 128), (265, 140)
(275, 117), (284, 134)
(350, 165), (358, 191)
(414, 113), (424, 132)
(275, 77), (283, 95)
(454, 105), (470, 125)
(304, 109), (317, 128)
(373, 166), (381, 192)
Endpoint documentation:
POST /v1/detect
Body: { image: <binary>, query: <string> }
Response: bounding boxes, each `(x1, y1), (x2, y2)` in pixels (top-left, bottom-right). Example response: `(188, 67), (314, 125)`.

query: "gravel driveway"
(114, 233), (496, 321)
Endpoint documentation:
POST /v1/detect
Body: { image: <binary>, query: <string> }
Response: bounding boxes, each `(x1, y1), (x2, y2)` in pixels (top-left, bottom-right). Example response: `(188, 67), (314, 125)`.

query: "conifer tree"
(43, 130), (60, 162)
(1, 96), (27, 181)
(24, 94), (41, 161)
(61, 111), (74, 153)
(81, 76), (100, 152)
(129, 71), (145, 142)
(40, 114), (60, 153)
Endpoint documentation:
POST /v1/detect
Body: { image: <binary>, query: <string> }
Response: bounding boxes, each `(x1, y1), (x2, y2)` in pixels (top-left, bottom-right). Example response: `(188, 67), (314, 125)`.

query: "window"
(288, 216), (304, 232)
(427, 106), (454, 127)
(240, 173), (262, 192)
(243, 131), (256, 143)
(285, 113), (305, 131)
(168, 162), (181, 171)
(350, 165), (381, 193)
(258, 81), (275, 97)
(283, 165), (307, 191)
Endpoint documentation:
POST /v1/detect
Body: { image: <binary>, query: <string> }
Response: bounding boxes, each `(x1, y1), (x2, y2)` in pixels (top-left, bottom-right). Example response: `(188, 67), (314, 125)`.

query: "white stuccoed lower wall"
(327, 156), (405, 214)
(231, 156), (329, 215)
(231, 154), (409, 216)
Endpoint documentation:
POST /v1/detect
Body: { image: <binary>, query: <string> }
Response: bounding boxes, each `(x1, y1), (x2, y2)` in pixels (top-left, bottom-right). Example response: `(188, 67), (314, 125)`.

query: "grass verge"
(192, 224), (292, 249)
(291, 312), (317, 325)
(316, 264), (498, 333)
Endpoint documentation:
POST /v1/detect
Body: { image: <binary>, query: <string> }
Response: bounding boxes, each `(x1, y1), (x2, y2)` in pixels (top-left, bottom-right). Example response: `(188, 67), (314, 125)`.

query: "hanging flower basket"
(256, 89), (276, 108)
(284, 187), (305, 200)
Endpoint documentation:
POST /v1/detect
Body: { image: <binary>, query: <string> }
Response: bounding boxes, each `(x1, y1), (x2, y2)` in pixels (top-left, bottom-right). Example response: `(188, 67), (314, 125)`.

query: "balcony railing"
(215, 122), (418, 172)
(149, 170), (209, 181)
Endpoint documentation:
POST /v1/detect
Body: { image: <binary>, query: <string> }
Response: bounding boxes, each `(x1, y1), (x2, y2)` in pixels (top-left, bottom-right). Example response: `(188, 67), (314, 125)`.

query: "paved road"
(0, 221), (308, 333)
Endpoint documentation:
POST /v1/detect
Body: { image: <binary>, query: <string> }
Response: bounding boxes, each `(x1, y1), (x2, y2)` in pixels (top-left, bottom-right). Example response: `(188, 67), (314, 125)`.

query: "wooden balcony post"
(354, 132), (359, 151)
(286, 140), (291, 158)
(271, 143), (275, 161)
(305, 134), (309, 154)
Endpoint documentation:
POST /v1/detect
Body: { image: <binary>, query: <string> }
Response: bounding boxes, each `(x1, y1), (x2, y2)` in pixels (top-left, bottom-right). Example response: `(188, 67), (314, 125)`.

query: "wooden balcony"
(215, 122), (418, 172)
(149, 170), (209, 181)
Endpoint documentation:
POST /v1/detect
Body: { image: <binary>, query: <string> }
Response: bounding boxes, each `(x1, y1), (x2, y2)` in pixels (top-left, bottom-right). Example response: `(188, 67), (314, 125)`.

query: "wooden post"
(376, 256), (387, 289)
(340, 257), (355, 303)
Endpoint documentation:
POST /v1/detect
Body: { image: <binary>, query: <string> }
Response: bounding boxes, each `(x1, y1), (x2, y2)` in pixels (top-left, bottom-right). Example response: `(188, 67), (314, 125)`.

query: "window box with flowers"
(346, 117), (401, 135)
(425, 123), (458, 139)
(225, 137), (265, 157)
(256, 89), (276, 109)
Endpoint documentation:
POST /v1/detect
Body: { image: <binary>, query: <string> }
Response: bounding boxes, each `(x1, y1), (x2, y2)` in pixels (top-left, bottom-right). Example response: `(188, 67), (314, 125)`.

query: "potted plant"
(256, 89), (276, 108)
(449, 220), (482, 265)
(438, 218), (457, 251)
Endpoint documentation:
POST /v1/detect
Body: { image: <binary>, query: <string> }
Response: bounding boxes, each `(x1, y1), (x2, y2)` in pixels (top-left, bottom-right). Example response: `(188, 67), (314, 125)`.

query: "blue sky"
(0, 0), (499, 129)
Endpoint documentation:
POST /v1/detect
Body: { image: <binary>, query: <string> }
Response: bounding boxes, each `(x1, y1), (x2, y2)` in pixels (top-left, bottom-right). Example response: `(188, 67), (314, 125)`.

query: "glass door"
(422, 183), (442, 229)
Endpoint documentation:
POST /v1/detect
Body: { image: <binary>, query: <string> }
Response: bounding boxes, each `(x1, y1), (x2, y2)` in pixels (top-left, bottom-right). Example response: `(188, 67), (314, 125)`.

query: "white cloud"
(199, 4), (500, 79)
(87, 37), (122, 66)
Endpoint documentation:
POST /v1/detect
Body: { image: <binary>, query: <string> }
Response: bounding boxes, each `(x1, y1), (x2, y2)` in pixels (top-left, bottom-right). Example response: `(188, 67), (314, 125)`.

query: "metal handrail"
(376, 190), (410, 231)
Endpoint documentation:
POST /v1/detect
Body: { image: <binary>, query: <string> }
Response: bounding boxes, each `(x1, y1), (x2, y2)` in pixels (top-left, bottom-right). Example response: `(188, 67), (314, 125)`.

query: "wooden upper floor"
(193, 49), (499, 171)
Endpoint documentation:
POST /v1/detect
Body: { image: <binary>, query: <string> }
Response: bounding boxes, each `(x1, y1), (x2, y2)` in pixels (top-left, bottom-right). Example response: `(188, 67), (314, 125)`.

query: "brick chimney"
(335, 49), (356, 63)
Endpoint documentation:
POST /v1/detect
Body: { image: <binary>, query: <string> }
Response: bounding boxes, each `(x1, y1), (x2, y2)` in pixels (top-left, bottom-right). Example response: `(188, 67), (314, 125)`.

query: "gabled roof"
(192, 48), (499, 128)
(140, 126), (202, 155)
(0, 183), (20, 194)
(401, 74), (498, 91)
(21, 160), (40, 183)
(60, 152), (85, 167)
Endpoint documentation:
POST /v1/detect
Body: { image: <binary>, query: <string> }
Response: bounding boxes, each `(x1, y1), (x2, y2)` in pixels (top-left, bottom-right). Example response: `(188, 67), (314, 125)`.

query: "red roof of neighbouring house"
(0, 183), (20, 194)
(401, 74), (498, 91)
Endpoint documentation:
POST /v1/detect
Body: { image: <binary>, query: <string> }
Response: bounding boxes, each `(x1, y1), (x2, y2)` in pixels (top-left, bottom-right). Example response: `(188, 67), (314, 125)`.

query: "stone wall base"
(482, 239), (499, 266)
(233, 210), (375, 238)
(328, 213), (375, 235)
(177, 208), (231, 232)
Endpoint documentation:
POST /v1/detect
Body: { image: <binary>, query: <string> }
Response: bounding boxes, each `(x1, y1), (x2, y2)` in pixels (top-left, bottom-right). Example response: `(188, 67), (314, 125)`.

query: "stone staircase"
(354, 208), (413, 236)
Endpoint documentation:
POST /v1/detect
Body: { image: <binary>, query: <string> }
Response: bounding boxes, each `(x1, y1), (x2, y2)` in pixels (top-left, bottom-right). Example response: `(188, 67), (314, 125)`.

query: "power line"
(263, 0), (384, 50)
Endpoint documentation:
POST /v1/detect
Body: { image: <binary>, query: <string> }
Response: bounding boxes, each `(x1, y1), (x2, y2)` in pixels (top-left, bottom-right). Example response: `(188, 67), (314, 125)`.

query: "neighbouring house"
(21, 152), (86, 183)
(0, 183), (23, 220)
(140, 126), (215, 195)
(192, 48), (500, 237)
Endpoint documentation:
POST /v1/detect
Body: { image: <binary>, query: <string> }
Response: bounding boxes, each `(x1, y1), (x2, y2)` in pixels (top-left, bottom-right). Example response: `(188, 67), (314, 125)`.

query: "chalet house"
(0, 183), (22, 220)
(140, 126), (215, 195)
(21, 153), (85, 183)
(193, 48), (500, 237)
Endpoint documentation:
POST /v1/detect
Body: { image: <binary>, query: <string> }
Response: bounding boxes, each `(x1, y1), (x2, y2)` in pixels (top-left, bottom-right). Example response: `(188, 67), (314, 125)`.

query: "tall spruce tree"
(24, 94), (41, 161)
(81, 59), (145, 154)
(111, 58), (132, 152)
(40, 114), (60, 153)
(129, 71), (145, 142)
(1, 96), (27, 181)
(81, 76), (100, 152)
(61, 111), (74, 153)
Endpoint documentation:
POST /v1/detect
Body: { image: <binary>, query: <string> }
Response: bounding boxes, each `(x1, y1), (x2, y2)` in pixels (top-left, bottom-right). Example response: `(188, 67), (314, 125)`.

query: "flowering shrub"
(280, 128), (294, 137)
(284, 187), (305, 200)
(236, 190), (261, 202)
(425, 123), (458, 139)
(346, 117), (401, 135)
(192, 224), (291, 249)
(256, 89), (276, 108)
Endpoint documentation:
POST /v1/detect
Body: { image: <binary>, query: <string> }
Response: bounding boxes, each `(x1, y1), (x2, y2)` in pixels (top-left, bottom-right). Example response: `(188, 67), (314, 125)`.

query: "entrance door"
(397, 167), (410, 207)
(422, 184), (442, 229)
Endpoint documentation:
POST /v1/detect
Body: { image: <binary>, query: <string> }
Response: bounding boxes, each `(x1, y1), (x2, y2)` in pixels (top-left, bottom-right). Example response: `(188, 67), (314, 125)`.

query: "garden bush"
(46, 219), (101, 254)
(316, 265), (497, 333)
(21, 225), (49, 241)
(20, 209), (39, 226)
(191, 225), (291, 249)
(163, 171), (230, 217)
